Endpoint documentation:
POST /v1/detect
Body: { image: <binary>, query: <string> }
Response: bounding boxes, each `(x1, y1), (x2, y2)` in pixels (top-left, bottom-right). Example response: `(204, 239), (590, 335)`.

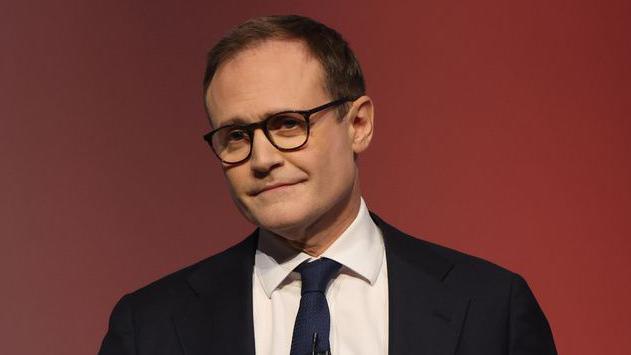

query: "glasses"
(203, 97), (356, 164)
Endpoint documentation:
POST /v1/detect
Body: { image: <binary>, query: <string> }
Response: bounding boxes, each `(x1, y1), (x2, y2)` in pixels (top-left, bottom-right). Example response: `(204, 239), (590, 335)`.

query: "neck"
(275, 177), (362, 257)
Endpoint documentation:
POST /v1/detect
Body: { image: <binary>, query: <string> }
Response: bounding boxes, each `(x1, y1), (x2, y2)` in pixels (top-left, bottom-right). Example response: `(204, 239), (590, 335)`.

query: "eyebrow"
(214, 107), (302, 129)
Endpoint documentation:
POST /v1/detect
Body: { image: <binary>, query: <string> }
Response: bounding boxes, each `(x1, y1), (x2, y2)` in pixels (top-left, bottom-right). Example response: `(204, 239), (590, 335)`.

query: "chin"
(244, 201), (319, 236)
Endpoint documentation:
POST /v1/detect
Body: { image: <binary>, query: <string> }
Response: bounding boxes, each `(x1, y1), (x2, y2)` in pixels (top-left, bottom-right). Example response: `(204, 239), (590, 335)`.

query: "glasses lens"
(211, 126), (251, 163)
(266, 113), (308, 149)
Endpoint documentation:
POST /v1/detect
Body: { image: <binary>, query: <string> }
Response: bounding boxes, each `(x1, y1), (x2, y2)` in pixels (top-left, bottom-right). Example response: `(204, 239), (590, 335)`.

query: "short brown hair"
(203, 15), (366, 114)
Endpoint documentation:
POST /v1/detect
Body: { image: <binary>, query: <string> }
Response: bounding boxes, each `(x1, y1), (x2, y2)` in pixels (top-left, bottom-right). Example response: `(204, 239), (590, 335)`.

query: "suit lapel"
(372, 213), (471, 355)
(173, 232), (258, 355)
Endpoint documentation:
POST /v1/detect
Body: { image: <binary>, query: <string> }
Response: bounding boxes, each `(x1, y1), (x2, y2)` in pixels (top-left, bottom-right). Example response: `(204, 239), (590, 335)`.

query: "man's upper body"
(98, 206), (556, 355)
(99, 15), (557, 354)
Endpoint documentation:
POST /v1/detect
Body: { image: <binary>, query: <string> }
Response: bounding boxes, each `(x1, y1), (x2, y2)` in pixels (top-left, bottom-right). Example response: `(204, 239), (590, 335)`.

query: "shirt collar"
(255, 198), (384, 298)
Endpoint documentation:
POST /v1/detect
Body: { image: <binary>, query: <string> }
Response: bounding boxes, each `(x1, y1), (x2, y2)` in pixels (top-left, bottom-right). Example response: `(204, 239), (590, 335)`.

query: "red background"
(2, 1), (630, 354)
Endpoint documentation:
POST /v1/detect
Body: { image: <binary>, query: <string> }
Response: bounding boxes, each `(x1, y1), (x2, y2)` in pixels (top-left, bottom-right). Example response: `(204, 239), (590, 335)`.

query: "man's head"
(203, 15), (374, 247)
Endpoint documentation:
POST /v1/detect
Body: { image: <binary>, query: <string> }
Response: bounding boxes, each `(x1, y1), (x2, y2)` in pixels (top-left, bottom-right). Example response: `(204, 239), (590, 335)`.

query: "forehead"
(205, 39), (329, 126)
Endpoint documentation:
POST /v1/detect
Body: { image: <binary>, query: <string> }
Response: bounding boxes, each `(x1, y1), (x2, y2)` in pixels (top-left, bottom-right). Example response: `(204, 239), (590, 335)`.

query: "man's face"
(205, 40), (360, 239)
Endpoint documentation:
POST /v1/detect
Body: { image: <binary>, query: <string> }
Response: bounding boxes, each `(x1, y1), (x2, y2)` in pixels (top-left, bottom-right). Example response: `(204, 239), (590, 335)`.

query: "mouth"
(252, 181), (303, 196)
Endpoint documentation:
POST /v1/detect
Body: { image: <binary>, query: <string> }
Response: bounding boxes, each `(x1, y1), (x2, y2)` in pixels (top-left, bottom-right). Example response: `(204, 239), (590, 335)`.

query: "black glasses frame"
(203, 97), (358, 164)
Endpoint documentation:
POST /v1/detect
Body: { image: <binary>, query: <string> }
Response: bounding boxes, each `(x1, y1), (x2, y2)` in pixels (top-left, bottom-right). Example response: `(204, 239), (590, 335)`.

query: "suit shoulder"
(121, 233), (256, 309)
(421, 237), (515, 278)
(379, 218), (514, 276)
(380, 218), (519, 291)
(398, 230), (523, 303)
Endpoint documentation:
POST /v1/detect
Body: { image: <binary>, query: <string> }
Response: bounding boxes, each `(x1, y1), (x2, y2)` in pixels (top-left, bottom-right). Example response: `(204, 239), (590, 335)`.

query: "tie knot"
(295, 258), (342, 295)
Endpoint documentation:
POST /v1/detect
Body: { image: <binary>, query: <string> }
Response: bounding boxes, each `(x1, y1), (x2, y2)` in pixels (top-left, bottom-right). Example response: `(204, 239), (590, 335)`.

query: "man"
(99, 15), (557, 355)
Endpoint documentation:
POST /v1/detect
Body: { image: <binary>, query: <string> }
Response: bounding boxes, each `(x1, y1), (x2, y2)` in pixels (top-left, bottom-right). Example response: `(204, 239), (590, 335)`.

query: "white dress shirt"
(253, 198), (388, 355)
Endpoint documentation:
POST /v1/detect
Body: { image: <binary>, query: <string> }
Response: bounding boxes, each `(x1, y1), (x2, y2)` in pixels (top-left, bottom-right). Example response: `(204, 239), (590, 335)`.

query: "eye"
(280, 117), (299, 128)
(226, 128), (247, 142)
(269, 115), (304, 131)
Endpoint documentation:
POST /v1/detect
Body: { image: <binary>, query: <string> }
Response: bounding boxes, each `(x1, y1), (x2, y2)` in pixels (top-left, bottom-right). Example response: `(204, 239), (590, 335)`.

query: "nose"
(249, 129), (283, 175)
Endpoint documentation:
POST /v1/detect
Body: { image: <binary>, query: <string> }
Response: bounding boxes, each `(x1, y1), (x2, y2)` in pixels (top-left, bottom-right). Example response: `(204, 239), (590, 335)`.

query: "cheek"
(324, 127), (354, 164)
(223, 167), (249, 197)
(308, 131), (355, 185)
(222, 167), (259, 221)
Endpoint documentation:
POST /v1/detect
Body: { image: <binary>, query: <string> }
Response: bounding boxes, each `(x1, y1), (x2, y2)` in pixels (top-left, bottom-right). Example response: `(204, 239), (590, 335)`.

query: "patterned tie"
(290, 257), (342, 355)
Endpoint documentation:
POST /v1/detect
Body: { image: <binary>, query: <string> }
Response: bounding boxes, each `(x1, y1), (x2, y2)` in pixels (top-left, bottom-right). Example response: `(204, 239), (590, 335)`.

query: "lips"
(252, 181), (302, 196)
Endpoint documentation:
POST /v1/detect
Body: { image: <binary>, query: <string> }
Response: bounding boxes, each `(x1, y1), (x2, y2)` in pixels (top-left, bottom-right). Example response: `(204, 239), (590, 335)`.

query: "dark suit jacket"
(99, 213), (557, 354)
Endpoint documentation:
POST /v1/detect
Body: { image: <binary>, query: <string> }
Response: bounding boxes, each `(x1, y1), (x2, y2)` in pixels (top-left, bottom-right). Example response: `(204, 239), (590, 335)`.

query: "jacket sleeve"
(98, 294), (136, 355)
(508, 274), (557, 355)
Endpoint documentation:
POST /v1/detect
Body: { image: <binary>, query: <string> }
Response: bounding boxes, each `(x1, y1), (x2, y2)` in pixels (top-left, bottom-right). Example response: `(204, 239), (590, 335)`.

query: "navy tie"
(290, 257), (342, 355)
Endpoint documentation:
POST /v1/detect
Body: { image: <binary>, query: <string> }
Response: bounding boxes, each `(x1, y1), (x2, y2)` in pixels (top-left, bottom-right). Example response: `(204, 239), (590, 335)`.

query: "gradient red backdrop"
(2, 1), (630, 354)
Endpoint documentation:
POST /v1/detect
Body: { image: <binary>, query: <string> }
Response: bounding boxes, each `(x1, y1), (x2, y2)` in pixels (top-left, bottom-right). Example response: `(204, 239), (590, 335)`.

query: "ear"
(347, 96), (375, 154)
